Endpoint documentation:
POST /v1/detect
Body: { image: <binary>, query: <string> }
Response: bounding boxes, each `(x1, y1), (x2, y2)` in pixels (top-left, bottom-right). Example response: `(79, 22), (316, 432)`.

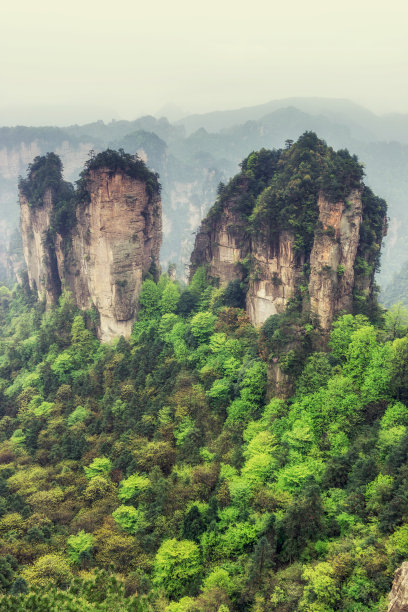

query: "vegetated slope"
(0, 259), (407, 609)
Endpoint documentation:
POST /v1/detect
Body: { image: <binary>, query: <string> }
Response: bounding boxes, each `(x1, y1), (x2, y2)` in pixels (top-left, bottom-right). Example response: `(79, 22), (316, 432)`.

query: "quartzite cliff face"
(388, 563), (408, 612)
(19, 151), (161, 341)
(190, 134), (387, 332)
(20, 187), (62, 305)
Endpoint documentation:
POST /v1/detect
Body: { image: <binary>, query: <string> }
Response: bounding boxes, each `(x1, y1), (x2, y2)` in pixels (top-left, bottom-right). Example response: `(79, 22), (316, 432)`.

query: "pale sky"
(0, 0), (407, 125)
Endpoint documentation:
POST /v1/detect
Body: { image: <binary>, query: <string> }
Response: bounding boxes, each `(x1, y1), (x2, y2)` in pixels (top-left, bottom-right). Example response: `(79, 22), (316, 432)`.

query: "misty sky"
(1, 0), (407, 125)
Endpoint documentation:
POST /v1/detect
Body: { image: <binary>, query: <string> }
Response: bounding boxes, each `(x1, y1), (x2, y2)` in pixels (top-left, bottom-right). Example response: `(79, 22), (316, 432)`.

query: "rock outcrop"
(247, 230), (301, 327)
(308, 189), (363, 331)
(20, 187), (62, 305)
(190, 134), (387, 332)
(388, 562), (408, 611)
(19, 150), (161, 341)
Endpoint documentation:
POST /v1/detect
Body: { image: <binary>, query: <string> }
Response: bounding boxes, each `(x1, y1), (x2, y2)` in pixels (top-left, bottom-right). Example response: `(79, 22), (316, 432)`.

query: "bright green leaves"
(139, 279), (161, 318)
(118, 474), (150, 502)
(301, 561), (340, 611)
(226, 360), (267, 425)
(387, 524), (408, 564)
(71, 316), (96, 360)
(50, 351), (76, 384)
(329, 314), (370, 362)
(343, 325), (378, 382)
(153, 538), (201, 598)
(67, 531), (94, 565)
(160, 282), (180, 314)
(21, 554), (72, 589)
(190, 312), (216, 344)
(380, 402), (408, 429)
(241, 431), (279, 485)
(112, 505), (148, 534)
(67, 405), (89, 426)
(84, 457), (112, 480)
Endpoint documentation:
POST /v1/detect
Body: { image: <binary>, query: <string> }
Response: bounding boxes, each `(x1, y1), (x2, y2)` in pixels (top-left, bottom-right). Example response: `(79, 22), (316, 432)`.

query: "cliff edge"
(19, 150), (161, 341)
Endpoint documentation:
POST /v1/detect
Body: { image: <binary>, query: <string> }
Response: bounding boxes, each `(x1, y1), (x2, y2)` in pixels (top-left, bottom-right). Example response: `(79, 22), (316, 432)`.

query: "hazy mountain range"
(0, 97), (407, 302)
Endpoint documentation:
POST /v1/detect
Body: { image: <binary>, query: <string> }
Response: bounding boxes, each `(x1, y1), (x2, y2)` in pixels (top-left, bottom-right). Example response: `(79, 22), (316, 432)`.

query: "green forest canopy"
(0, 264), (406, 610)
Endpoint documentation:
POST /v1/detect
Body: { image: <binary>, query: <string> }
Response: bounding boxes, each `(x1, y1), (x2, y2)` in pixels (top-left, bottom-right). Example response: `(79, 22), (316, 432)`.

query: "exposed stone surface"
(190, 204), (249, 286)
(248, 230), (302, 327)
(20, 166), (161, 341)
(190, 187), (382, 332)
(20, 188), (61, 305)
(308, 190), (362, 331)
(388, 562), (408, 612)
(0, 135), (222, 286)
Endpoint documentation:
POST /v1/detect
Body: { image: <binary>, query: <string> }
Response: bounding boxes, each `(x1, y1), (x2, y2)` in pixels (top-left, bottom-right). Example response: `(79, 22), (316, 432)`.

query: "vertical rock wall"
(388, 562), (408, 612)
(20, 188), (61, 305)
(20, 167), (162, 341)
(68, 169), (162, 341)
(247, 231), (302, 326)
(190, 188), (380, 332)
(308, 189), (362, 330)
(190, 206), (249, 285)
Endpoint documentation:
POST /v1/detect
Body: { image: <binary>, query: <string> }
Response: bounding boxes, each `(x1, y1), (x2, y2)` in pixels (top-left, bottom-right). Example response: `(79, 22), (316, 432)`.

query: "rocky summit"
(190, 132), (387, 332)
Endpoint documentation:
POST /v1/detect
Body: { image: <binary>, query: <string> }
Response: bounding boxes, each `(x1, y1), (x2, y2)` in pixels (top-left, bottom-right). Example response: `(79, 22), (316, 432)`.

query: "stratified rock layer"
(20, 165), (161, 341)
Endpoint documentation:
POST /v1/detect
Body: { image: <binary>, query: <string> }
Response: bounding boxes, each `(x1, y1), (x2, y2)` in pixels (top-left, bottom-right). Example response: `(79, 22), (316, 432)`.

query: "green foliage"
(189, 267), (209, 298)
(112, 505), (148, 534)
(190, 312), (216, 343)
(329, 314), (370, 361)
(301, 561), (340, 610)
(67, 405), (89, 426)
(18, 153), (77, 240)
(153, 538), (201, 598)
(0, 555), (18, 593)
(160, 282), (180, 314)
(84, 457), (112, 479)
(67, 530), (94, 565)
(0, 263), (403, 610)
(118, 474), (150, 502)
(19, 153), (67, 208)
(77, 148), (160, 202)
(21, 554), (72, 588)
(249, 132), (365, 258)
(386, 524), (408, 563)
(201, 567), (234, 596)
(139, 279), (161, 318)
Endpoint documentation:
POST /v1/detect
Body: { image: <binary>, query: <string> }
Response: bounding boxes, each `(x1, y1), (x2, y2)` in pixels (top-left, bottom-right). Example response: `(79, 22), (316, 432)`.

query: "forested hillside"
(0, 264), (406, 609)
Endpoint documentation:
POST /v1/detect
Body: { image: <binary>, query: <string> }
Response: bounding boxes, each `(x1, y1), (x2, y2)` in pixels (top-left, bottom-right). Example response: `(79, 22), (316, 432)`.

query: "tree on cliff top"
(76, 148), (161, 202)
(18, 153), (73, 209)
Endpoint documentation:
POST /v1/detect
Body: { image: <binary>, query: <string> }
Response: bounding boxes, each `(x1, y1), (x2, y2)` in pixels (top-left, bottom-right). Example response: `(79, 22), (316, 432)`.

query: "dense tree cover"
(0, 270), (406, 610)
(18, 153), (77, 240)
(76, 148), (161, 203)
(251, 133), (365, 257)
(204, 133), (385, 269)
